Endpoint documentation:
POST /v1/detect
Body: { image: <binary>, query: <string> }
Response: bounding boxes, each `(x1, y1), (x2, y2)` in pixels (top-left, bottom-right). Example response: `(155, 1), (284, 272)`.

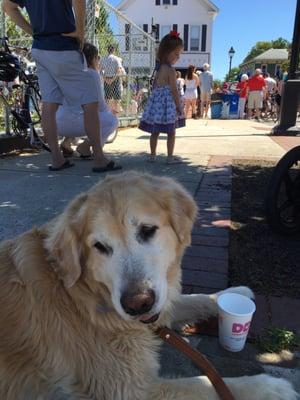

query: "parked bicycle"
(261, 93), (279, 122)
(265, 145), (300, 235)
(0, 37), (49, 151)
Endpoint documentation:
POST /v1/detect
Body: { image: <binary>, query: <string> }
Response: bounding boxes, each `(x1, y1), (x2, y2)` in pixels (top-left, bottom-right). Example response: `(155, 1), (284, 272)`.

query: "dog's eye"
(94, 241), (112, 256)
(138, 225), (158, 242)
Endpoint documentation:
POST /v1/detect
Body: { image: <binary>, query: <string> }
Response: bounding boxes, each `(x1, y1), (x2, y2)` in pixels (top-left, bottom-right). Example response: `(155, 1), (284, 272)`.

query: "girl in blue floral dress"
(139, 32), (185, 164)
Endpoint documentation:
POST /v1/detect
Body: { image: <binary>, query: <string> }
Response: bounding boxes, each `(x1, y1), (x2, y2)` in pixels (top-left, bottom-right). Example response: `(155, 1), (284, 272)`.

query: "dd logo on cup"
(232, 321), (251, 334)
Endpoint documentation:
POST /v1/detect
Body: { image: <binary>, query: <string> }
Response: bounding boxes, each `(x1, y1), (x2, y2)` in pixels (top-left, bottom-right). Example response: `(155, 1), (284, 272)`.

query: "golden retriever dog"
(0, 172), (297, 400)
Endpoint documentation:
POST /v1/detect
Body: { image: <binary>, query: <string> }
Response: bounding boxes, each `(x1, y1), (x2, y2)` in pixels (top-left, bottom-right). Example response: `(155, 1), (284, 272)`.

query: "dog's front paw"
(256, 375), (298, 400)
(227, 374), (298, 400)
(218, 286), (255, 300)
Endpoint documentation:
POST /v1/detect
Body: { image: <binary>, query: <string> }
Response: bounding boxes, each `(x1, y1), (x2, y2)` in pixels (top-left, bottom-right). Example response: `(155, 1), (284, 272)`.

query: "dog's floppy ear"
(166, 180), (198, 247)
(45, 194), (88, 288)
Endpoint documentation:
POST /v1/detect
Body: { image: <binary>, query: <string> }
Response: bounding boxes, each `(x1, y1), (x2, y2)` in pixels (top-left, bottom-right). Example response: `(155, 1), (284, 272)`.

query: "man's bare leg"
(82, 102), (108, 168)
(41, 102), (66, 169)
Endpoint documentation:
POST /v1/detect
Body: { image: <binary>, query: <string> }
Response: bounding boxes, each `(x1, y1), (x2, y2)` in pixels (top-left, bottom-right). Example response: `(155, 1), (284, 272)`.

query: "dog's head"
(45, 172), (197, 323)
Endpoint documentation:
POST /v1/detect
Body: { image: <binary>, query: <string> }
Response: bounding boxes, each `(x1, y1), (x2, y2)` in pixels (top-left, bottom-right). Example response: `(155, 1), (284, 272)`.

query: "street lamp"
(228, 46), (235, 81)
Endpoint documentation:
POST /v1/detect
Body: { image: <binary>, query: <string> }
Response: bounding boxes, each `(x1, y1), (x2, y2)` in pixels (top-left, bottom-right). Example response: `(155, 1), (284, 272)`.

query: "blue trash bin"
(222, 94), (239, 119)
(211, 101), (223, 119)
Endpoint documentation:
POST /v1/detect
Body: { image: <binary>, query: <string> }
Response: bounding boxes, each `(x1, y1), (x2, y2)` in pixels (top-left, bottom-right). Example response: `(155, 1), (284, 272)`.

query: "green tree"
(95, 2), (118, 55)
(243, 37), (291, 63)
(224, 67), (240, 82)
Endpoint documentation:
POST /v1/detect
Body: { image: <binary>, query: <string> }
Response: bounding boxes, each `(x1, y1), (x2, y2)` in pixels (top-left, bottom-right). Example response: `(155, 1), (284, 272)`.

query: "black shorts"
(104, 79), (122, 100)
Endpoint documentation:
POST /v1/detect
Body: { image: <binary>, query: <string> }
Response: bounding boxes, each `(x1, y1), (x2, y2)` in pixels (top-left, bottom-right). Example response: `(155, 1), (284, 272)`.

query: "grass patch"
(256, 327), (300, 353)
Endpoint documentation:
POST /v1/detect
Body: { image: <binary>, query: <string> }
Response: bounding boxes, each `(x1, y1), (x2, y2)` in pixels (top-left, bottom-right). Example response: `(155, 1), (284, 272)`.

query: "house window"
(163, 0), (171, 4)
(190, 26), (200, 51)
(132, 25), (149, 52)
(161, 25), (171, 39)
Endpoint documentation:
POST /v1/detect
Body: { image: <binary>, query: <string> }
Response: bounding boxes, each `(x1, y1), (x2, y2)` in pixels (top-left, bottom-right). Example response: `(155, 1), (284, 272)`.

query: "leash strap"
(156, 327), (236, 400)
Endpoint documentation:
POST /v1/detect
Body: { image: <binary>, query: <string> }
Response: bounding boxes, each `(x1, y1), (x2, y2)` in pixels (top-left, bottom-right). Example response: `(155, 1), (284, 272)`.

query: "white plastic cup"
(217, 293), (256, 352)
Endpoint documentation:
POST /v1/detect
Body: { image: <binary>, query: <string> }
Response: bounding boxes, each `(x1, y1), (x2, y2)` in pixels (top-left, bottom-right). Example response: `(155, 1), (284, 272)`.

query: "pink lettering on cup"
(232, 323), (243, 333)
(232, 321), (251, 334)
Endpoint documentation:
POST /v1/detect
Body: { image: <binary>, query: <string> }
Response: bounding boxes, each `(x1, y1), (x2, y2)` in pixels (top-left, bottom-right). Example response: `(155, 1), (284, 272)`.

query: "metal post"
(272, 0), (300, 135)
(289, 0), (300, 79)
(228, 56), (232, 80)
(125, 24), (132, 117)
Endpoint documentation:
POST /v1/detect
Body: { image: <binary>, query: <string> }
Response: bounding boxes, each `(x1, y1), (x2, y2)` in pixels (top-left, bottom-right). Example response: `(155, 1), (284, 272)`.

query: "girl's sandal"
(147, 155), (156, 163)
(167, 156), (183, 164)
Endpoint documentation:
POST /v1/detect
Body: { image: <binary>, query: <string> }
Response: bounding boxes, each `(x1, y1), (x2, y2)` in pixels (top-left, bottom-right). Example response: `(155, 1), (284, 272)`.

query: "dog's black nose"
(121, 289), (155, 316)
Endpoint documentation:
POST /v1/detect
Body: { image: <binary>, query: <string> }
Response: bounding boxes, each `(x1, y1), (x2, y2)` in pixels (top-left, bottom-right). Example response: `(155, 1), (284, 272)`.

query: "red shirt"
(248, 75), (266, 91)
(236, 81), (248, 98)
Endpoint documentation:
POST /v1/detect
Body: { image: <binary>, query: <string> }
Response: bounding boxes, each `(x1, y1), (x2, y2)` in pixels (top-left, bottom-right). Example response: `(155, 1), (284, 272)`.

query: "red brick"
(249, 295), (271, 338)
(185, 245), (228, 260)
(192, 235), (229, 247)
(182, 255), (228, 274)
(182, 269), (228, 289)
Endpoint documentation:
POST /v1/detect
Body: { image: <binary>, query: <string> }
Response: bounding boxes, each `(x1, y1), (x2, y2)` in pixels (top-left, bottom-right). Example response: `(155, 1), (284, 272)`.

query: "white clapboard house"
(117, 0), (219, 72)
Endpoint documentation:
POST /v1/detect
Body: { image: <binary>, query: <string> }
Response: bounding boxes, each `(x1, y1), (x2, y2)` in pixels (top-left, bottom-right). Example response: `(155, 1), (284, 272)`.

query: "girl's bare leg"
(150, 132), (160, 156)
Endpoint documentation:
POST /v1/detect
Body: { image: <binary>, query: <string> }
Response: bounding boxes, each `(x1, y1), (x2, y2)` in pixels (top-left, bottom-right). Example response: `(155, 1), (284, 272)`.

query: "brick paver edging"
(182, 156), (233, 295)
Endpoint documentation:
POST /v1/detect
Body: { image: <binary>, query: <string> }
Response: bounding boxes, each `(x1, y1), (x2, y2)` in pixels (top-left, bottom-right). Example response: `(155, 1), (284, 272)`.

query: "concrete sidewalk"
(0, 119), (299, 393)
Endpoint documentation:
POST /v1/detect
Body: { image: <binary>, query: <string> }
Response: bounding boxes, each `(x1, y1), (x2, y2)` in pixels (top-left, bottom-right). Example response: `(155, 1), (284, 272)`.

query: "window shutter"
(155, 0), (160, 5)
(201, 25), (207, 52)
(125, 24), (130, 51)
(173, 0), (178, 4)
(184, 24), (189, 51)
(156, 24), (160, 40)
(143, 24), (148, 33)
(172, 24), (178, 32)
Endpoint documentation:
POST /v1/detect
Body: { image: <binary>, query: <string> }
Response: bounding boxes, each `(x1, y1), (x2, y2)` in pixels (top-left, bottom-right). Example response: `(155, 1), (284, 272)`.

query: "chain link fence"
(0, 0), (156, 132)
(86, 0), (156, 122)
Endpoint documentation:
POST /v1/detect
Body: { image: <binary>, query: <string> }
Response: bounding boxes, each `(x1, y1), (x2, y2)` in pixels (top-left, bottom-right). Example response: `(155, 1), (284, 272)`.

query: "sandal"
(92, 160), (122, 173)
(166, 156), (183, 165)
(49, 160), (75, 171)
(147, 155), (156, 163)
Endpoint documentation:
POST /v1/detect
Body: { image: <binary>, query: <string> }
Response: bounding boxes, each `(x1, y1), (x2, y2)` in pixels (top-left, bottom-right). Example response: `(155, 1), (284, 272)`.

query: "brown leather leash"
(156, 327), (236, 400)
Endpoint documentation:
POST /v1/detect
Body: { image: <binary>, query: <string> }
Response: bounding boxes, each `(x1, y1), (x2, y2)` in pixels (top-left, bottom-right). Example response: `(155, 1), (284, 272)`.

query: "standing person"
(57, 43), (120, 166)
(199, 63), (213, 118)
(184, 65), (199, 119)
(139, 32), (185, 164)
(176, 71), (185, 97)
(236, 74), (248, 119)
(247, 68), (266, 121)
(2, 0), (115, 172)
(101, 45), (125, 115)
(264, 73), (276, 97)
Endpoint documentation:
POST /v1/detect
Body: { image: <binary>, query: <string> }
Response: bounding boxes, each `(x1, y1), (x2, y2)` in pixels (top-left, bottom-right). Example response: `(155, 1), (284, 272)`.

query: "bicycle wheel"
(265, 146), (300, 235)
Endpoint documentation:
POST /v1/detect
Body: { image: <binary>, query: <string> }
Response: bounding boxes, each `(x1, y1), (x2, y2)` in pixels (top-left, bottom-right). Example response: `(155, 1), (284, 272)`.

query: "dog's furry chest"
(64, 328), (161, 400)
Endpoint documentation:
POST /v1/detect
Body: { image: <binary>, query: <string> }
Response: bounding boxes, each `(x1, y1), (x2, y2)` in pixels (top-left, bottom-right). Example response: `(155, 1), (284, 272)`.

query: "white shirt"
(101, 54), (123, 78)
(265, 77), (276, 93)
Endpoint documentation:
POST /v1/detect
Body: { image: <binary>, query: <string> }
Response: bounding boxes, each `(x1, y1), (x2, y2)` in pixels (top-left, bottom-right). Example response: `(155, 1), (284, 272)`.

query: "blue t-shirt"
(11, 0), (79, 51)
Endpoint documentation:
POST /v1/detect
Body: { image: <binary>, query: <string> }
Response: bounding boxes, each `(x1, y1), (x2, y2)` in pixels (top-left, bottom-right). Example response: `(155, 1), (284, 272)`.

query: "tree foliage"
(224, 67), (240, 82)
(243, 37), (291, 63)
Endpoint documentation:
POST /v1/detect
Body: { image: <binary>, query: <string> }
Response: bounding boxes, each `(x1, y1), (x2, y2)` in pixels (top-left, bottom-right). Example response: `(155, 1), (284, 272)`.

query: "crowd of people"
(1, 0), (288, 170)
(234, 68), (285, 121)
(175, 63), (214, 120)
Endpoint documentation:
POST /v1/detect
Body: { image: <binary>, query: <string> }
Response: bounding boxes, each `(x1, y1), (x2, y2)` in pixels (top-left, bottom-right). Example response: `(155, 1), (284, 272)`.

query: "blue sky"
(108, 0), (297, 79)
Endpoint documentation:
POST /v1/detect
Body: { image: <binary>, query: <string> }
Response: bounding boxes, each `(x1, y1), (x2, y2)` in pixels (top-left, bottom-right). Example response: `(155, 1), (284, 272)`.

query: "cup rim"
(217, 293), (256, 317)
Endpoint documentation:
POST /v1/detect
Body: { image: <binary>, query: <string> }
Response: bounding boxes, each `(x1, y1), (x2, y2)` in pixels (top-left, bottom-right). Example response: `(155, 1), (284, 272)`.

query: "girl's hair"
(187, 65), (195, 80)
(83, 42), (99, 68)
(156, 33), (183, 64)
(176, 70), (181, 78)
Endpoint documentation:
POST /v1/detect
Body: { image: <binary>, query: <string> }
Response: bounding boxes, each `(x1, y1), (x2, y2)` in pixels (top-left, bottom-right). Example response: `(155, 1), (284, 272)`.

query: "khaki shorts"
(248, 91), (263, 109)
(201, 92), (211, 103)
(31, 49), (99, 106)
